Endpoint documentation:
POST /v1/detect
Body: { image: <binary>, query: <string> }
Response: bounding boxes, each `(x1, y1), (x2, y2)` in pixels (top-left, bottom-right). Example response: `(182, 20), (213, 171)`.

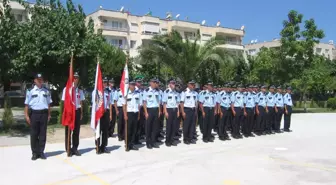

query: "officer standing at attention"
(198, 85), (207, 135)
(255, 85), (268, 135)
(108, 78), (117, 137)
(266, 85), (276, 134)
(143, 78), (161, 149)
(274, 85), (284, 133)
(230, 84), (245, 139)
(157, 82), (165, 142)
(243, 85), (255, 137)
(199, 81), (217, 143)
(123, 79), (141, 152)
(283, 86), (293, 132)
(61, 72), (85, 156)
(93, 77), (111, 154)
(24, 73), (52, 160)
(134, 78), (144, 144)
(180, 80), (197, 145)
(114, 85), (125, 141)
(162, 78), (179, 147)
(217, 83), (231, 140)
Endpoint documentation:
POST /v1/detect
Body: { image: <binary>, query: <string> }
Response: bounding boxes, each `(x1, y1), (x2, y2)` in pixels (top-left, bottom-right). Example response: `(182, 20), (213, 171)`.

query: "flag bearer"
(24, 73), (52, 160)
(62, 72), (85, 156)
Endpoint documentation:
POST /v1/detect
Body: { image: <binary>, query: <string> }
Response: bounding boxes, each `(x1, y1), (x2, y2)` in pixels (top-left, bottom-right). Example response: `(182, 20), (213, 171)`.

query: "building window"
(130, 40), (136, 49)
(110, 39), (123, 48)
(16, 14), (23, 22)
(184, 32), (196, 39)
(130, 23), (138, 33)
(316, 48), (322, 54)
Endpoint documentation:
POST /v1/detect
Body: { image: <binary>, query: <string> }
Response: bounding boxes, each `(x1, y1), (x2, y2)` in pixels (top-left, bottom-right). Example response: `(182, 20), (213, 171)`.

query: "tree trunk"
(303, 92), (307, 113)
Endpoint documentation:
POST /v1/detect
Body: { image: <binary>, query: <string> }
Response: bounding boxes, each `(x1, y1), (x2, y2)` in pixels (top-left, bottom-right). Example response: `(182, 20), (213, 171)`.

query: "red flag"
(90, 62), (104, 139)
(62, 56), (76, 130)
(120, 63), (129, 97)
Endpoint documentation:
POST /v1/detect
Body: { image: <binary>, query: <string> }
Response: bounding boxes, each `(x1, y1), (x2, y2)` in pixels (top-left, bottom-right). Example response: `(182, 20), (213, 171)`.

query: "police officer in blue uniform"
(143, 77), (161, 149)
(255, 85), (268, 135)
(243, 85), (256, 137)
(108, 78), (117, 137)
(134, 78), (144, 144)
(217, 83), (231, 140)
(162, 78), (180, 147)
(61, 72), (85, 156)
(199, 81), (217, 142)
(114, 85), (125, 141)
(24, 73), (52, 160)
(266, 85), (276, 134)
(274, 85), (284, 133)
(180, 80), (198, 144)
(284, 86), (293, 132)
(230, 84), (245, 139)
(94, 77), (111, 154)
(198, 85), (207, 134)
(123, 79), (141, 151)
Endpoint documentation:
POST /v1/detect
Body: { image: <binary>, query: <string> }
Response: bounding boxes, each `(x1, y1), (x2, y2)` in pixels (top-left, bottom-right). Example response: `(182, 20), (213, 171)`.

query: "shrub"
(327, 98), (336, 110)
(81, 99), (90, 125)
(2, 95), (15, 129)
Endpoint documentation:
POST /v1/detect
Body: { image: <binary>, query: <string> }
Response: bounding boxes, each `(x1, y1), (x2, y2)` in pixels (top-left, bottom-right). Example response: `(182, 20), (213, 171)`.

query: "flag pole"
(96, 55), (100, 154)
(125, 56), (129, 151)
(67, 52), (74, 157)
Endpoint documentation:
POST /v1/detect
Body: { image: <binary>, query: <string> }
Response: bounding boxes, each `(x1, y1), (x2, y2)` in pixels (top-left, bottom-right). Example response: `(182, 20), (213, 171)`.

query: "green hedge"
(2, 96), (15, 129)
(327, 98), (336, 110)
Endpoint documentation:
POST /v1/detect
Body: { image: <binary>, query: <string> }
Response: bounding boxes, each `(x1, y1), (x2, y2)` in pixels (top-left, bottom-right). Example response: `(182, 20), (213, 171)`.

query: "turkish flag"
(120, 63), (129, 97)
(62, 57), (75, 130)
(90, 62), (104, 139)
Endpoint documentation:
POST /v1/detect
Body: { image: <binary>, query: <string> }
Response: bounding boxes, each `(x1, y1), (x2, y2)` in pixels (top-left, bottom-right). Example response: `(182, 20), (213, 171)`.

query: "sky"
(28, 0), (336, 45)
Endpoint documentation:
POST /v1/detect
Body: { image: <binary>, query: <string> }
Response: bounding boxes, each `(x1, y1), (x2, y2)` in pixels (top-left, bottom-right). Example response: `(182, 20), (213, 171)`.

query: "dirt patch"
(47, 124), (94, 144)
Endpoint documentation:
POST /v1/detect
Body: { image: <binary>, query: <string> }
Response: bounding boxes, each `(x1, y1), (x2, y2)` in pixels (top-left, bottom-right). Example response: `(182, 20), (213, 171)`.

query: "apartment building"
(0, 0), (31, 22)
(86, 8), (245, 57)
(245, 39), (336, 60)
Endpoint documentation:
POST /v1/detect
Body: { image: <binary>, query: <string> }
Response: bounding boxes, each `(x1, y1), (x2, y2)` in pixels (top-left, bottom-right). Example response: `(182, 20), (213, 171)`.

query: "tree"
(139, 30), (235, 84)
(0, 0), (20, 91)
(2, 95), (14, 129)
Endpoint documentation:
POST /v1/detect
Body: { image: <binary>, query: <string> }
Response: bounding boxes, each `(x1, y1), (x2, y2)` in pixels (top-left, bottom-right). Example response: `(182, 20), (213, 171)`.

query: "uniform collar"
(33, 85), (43, 90)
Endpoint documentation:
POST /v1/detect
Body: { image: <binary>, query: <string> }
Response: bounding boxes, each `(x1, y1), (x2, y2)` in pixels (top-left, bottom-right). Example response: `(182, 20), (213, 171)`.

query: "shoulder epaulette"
(220, 92), (224, 96)
(258, 92), (261, 97)
(145, 88), (149, 92)
(165, 89), (169, 93)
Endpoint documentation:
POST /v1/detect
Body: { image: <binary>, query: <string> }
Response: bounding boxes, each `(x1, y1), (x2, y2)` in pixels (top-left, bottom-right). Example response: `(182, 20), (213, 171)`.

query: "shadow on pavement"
(45, 150), (65, 158)
(107, 145), (121, 151)
(79, 147), (95, 155)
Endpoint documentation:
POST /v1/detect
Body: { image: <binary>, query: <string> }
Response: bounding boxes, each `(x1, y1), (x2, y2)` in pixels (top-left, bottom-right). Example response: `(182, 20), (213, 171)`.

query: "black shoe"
(72, 150), (81, 156)
(283, 129), (292, 132)
(39, 153), (47, 160)
(130, 145), (139, 151)
(171, 142), (177, 146)
(152, 143), (160, 148)
(190, 139), (197, 144)
(118, 138), (123, 141)
(184, 140), (190, 145)
(225, 136), (231, 140)
(219, 137), (225, 141)
(203, 139), (208, 143)
(165, 142), (171, 147)
(96, 149), (102, 155)
(101, 148), (110, 154)
(125, 147), (130, 152)
(134, 141), (142, 145)
(208, 138), (214, 142)
(31, 154), (38, 161)
(147, 144), (153, 149)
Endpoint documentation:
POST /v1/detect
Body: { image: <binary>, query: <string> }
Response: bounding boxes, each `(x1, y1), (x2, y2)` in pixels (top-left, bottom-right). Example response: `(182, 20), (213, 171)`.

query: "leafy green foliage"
(327, 98), (336, 110)
(2, 95), (15, 129)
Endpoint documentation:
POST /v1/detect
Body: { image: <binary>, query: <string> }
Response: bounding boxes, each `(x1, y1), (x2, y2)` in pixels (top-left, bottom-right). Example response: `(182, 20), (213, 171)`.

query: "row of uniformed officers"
(24, 72), (294, 160)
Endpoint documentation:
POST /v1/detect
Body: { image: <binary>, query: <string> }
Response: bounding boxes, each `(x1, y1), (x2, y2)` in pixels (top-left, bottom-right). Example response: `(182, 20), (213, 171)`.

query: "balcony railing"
(225, 41), (242, 46)
(103, 25), (128, 32)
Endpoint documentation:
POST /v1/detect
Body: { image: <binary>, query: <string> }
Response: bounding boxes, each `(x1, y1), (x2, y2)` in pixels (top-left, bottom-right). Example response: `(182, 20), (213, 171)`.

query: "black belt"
(31, 109), (48, 113)
(246, 107), (254, 109)
(184, 107), (195, 110)
(204, 107), (215, 109)
(147, 107), (159, 110)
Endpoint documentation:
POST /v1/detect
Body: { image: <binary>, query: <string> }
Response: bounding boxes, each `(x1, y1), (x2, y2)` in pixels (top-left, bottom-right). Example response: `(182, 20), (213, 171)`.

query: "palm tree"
(139, 30), (234, 84)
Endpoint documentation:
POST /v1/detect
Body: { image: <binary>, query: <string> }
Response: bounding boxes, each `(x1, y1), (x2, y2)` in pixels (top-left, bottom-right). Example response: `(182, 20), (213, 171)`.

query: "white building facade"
(87, 9), (245, 57)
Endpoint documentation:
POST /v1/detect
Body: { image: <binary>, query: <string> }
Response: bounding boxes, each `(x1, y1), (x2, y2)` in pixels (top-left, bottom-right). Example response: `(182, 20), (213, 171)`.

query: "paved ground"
(1, 113), (336, 185)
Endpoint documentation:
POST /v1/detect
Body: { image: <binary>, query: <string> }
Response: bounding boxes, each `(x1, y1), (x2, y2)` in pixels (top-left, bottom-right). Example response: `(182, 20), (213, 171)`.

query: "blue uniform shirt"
(198, 90), (206, 102)
(284, 93), (293, 106)
(25, 85), (52, 110)
(256, 92), (267, 107)
(275, 93), (284, 107)
(162, 88), (179, 108)
(113, 89), (124, 107)
(199, 90), (216, 108)
(143, 87), (161, 108)
(231, 91), (244, 108)
(216, 91), (231, 108)
(180, 88), (197, 108)
(122, 90), (141, 112)
(103, 88), (111, 109)
(244, 92), (256, 108)
(266, 92), (276, 107)
(135, 86), (144, 106)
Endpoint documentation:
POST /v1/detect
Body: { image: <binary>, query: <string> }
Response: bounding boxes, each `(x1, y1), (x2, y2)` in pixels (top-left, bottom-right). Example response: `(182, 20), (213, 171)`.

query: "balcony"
(103, 25), (128, 32)
(216, 27), (244, 37)
(141, 32), (157, 40)
(97, 10), (128, 20)
(109, 43), (129, 50)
